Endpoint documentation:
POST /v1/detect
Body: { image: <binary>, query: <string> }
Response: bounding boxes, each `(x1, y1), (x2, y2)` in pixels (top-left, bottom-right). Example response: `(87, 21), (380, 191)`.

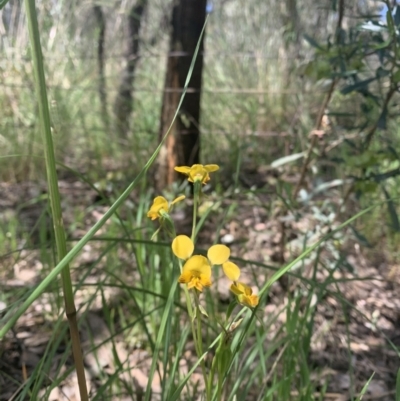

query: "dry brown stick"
(292, 78), (337, 199)
(292, 0), (344, 199)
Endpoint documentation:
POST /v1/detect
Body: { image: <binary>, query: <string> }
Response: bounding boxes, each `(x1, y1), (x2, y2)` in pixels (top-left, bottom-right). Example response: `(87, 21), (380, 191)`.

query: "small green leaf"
(216, 344), (232, 376)
(302, 59), (332, 80)
(198, 304), (208, 318)
(303, 34), (324, 50)
(341, 77), (376, 95)
(150, 226), (161, 241)
(346, 152), (378, 169)
(372, 38), (392, 50)
(387, 8), (396, 36)
(393, 69), (400, 83)
(355, 181), (378, 194)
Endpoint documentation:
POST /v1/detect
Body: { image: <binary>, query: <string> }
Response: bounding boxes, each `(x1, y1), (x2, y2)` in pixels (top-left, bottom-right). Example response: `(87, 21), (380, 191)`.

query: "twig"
(292, 78), (337, 198)
(364, 84), (397, 149)
(293, 0), (344, 199)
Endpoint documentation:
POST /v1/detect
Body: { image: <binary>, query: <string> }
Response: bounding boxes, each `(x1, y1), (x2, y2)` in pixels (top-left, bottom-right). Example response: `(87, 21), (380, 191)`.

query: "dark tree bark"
(286, 0), (301, 47)
(93, 5), (109, 131)
(156, 0), (207, 188)
(281, 0), (302, 57)
(114, 0), (147, 138)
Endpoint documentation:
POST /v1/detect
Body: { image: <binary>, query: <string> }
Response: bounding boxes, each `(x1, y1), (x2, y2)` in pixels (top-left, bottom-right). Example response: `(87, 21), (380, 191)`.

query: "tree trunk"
(156, 0), (207, 188)
(114, 0), (147, 139)
(93, 5), (109, 132)
(283, 0), (302, 56)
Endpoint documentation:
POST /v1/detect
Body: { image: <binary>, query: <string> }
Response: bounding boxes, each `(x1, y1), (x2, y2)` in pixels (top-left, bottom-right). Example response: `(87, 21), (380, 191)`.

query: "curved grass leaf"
(355, 373), (374, 401)
(0, 0), (10, 10)
(382, 185), (400, 232)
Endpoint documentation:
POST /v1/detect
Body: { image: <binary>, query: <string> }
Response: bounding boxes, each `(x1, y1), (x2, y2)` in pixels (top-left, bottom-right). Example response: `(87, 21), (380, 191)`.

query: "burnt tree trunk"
(156, 0), (207, 188)
(114, 0), (147, 138)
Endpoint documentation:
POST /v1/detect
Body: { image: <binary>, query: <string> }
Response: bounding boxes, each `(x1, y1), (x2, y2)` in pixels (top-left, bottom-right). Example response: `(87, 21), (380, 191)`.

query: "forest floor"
(1, 172), (399, 401)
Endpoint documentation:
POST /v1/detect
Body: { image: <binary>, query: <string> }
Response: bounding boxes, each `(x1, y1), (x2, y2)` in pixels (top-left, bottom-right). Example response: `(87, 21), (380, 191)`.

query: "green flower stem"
(209, 303), (237, 400)
(194, 294), (211, 401)
(24, 1), (88, 400)
(182, 287), (209, 396)
(191, 181), (202, 241)
(178, 260), (199, 358)
(209, 317), (230, 400)
(189, 183), (211, 400)
(209, 331), (223, 399)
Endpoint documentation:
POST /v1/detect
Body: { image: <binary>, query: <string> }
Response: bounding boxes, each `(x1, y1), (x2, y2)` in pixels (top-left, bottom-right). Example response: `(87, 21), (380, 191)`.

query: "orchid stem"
(194, 293), (211, 401)
(191, 182), (201, 241)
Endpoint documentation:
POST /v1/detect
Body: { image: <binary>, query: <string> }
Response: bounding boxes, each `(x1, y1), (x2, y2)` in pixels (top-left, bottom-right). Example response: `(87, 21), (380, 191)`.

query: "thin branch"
(292, 0), (345, 199)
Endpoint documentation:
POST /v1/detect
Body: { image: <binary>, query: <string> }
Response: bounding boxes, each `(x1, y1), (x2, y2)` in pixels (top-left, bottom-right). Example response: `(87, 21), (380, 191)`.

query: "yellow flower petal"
(188, 164), (208, 183)
(207, 244), (230, 265)
(230, 282), (259, 307)
(182, 255), (211, 277)
(222, 261), (241, 281)
(187, 279), (197, 290)
(187, 274), (212, 291)
(179, 255), (212, 292)
(171, 195), (185, 205)
(172, 235), (194, 260)
(152, 196), (169, 209)
(230, 282), (243, 296)
(230, 282), (251, 296)
(174, 166), (191, 174)
(188, 276), (211, 291)
(178, 270), (192, 284)
(199, 274), (212, 288)
(238, 294), (259, 308)
(147, 196), (169, 220)
(204, 164), (219, 172)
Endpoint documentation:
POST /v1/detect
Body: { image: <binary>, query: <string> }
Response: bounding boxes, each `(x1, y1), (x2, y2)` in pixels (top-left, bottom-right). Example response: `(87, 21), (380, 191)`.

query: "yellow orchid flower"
(172, 235), (230, 292)
(230, 282), (259, 308)
(179, 255), (212, 292)
(175, 164), (219, 184)
(147, 195), (185, 221)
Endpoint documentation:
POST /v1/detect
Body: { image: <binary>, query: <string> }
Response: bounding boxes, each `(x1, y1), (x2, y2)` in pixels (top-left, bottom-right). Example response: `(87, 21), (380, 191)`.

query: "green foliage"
(300, 1), (400, 247)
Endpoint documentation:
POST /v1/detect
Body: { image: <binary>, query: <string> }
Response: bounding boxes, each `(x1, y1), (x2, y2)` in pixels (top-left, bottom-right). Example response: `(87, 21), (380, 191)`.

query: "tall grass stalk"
(23, 0), (88, 399)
